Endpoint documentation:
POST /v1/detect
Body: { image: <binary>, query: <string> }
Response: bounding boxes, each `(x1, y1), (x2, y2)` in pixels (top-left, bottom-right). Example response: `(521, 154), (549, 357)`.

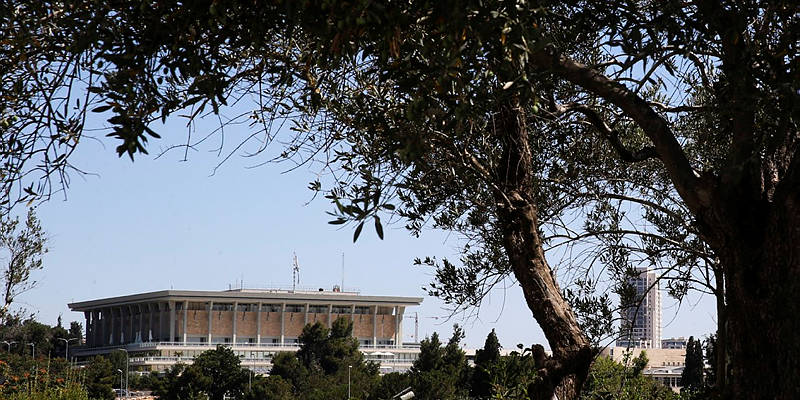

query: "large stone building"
(617, 267), (662, 349)
(69, 287), (423, 373)
(602, 346), (687, 391)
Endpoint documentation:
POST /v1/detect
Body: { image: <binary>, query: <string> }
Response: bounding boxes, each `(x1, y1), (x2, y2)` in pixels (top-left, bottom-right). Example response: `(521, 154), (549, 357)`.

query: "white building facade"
(617, 267), (662, 349)
(69, 288), (423, 374)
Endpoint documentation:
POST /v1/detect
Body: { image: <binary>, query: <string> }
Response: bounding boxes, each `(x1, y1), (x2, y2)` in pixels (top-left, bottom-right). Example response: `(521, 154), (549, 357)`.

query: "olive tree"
(2, 1), (798, 398)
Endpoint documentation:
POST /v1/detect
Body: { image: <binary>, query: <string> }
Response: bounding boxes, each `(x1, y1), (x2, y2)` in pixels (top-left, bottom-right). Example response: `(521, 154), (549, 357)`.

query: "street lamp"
(116, 369), (123, 398)
(2, 340), (16, 352)
(116, 348), (129, 399)
(28, 342), (37, 391)
(348, 365), (352, 400)
(57, 338), (79, 364)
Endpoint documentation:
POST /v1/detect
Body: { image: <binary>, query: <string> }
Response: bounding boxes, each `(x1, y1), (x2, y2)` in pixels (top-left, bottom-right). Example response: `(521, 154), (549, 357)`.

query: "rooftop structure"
(69, 287), (423, 373)
(661, 337), (688, 349)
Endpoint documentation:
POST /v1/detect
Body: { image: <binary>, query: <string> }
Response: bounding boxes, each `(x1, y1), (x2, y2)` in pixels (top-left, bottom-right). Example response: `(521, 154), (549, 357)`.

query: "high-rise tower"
(617, 267), (662, 348)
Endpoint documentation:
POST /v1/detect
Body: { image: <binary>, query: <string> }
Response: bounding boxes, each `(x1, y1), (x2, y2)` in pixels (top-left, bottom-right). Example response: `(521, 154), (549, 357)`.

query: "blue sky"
(14, 112), (718, 349)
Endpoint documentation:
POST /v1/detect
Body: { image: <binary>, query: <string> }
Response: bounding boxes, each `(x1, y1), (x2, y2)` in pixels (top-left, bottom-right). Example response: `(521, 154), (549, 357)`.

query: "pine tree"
(471, 329), (501, 399)
(410, 332), (443, 373)
(704, 334), (717, 388)
(410, 326), (471, 399)
(681, 336), (704, 393)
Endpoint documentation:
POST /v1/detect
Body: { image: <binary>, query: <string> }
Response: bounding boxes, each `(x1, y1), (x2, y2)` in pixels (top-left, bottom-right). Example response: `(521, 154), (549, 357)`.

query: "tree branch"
(694, 0), (758, 186)
(530, 47), (713, 215)
(555, 103), (659, 162)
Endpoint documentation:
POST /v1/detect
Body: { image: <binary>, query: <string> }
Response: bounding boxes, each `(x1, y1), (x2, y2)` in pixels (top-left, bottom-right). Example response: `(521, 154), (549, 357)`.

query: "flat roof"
(68, 289), (423, 311)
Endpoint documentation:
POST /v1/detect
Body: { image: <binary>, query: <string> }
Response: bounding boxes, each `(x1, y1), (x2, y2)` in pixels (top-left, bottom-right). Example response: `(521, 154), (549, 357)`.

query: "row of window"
(176, 303), (389, 314)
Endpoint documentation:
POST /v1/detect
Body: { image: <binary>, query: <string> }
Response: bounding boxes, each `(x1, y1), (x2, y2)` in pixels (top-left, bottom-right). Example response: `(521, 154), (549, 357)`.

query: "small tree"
(410, 332), (443, 374)
(582, 356), (676, 400)
(704, 334), (717, 389)
(488, 345), (539, 400)
(409, 325), (471, 399)
(84, 356), (114, 400)
(270, 318), (379, 399)
(681, 336), (704, 394)
(192, 345), (249, 400)
(153, 362), (210, 400)
(0, 209), (46, 322)
(471, 329), (502, 399)
(244, 375), (296, 400)
(373, 372), (413, 400)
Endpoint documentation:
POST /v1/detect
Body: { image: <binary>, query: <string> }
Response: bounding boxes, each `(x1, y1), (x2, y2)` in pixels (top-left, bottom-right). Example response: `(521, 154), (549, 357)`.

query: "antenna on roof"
(292, 252), (300, 292)
(341, 252), (345, 291)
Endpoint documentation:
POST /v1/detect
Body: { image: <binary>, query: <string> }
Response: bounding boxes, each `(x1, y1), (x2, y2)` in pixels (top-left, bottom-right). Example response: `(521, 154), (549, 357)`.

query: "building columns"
(372, 306), (378, 348)
(161, 302), (169, 341)
(147, 304), (154, 342)
(99, 309), (104, 346)
(109, 308), (117, 345)
(280, 303), (285, 345)
(138, 305), (144, 343)
(256, 302), (262, 345)
(395, 306), (404, 348)
(327, 304), (333, 328)
(169, 301), (176, 342)
(182, 301), (188, 344)
(232, 302), (239, 344)
(207, 301), (214, 343)
(128, 305), (135, 344)
(120, 306), (126, 344)
(84, 311), (93, 347)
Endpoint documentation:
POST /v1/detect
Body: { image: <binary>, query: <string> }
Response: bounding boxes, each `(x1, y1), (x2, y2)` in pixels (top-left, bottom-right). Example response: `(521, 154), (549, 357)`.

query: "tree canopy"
(2, 1), (799, 398)
(0, 209), (47, 323)
(409, 325), (471, 399)
(154, 346), (248, 400)
(471, 328), (501, 398)
(681, 336), (705, 395)
(270, 318), (380, 400)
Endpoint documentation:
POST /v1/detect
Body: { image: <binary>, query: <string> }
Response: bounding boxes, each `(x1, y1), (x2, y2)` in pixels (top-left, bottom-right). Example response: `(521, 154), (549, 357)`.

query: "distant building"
(661, 337), (688, 349)
(69, 287), (422, 373)
(617, 267), (662, 349)
(602, 346), (687, 392)
(646, 365), (685, 391)
(604, 347), (686, 368)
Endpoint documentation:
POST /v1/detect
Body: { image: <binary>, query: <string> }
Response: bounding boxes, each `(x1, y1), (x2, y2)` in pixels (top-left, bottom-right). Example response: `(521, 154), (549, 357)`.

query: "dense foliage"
(0, 316), (83, 362)
(471, 329), (501, 398)
(409, 326), (471, 399)
(680, 336), (704, 395)
(83, 356), (114, 400)
(154, 345), (248, 400)
(581, 355), (677, 400)
(0, 209), (47, 323)
(270, 318), (380, 400)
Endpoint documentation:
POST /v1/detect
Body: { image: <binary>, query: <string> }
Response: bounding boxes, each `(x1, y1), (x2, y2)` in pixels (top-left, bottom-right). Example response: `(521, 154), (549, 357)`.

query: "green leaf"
(144, 126), (161, 139)
(92, 105), (113, 113)
(374, 216), (384, 240)
(353, 221), (364, 242)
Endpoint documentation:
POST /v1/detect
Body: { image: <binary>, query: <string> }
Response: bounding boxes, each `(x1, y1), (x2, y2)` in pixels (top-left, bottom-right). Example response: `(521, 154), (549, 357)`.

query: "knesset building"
(68, 287), (423, 373)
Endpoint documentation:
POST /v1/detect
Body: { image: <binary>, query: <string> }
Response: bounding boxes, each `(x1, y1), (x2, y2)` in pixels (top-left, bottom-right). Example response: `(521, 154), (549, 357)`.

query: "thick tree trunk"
(717, 199), (800, 400)
(493, 101), (593, 399)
